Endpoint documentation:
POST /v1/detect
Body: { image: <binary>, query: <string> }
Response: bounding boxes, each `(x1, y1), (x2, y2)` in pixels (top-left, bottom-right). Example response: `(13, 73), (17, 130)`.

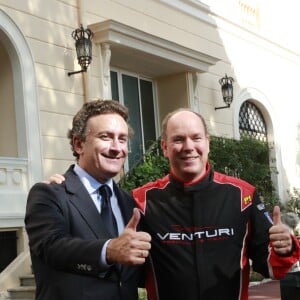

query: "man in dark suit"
(25, 99), (151, 300)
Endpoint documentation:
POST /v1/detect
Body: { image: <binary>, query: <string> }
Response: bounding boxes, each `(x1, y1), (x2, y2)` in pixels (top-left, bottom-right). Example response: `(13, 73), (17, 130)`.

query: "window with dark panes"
(110, 70), (157, 169)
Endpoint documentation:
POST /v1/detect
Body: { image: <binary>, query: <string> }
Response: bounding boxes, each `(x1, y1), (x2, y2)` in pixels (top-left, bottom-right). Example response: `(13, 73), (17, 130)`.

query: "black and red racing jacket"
(132, 166), (300, 300)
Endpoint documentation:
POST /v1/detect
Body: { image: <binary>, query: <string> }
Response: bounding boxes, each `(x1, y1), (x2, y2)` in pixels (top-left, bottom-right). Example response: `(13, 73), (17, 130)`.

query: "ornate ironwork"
(239, 101), (267, 142)
(68, 25), (93, 76)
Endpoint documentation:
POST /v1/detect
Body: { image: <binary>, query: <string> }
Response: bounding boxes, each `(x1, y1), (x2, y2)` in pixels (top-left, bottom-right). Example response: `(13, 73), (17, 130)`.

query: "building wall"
(0, 0), (299, 292)
(204, 0), (300, 193)
(157, 73), (190, 126)
(0, 0), (299, 216)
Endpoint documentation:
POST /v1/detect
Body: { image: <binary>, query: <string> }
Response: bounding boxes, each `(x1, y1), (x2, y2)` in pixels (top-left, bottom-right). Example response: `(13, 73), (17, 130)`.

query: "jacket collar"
(169, 163), (213, 193)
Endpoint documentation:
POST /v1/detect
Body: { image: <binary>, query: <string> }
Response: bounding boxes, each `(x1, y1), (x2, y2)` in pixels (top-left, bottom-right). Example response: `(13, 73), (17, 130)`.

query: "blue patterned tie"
(99, 185), (118, 237)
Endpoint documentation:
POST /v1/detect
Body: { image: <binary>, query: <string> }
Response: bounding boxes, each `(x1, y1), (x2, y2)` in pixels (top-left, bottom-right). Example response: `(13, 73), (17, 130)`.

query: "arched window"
(239, 101), (267, 142)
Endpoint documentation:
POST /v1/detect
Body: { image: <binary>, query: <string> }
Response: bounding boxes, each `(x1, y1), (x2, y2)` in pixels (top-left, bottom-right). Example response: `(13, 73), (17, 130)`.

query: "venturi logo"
(156, 225), (234, 244)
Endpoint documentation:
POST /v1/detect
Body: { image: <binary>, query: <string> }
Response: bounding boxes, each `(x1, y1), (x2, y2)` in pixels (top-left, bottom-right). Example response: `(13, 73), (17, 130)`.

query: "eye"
(119, 136), (128, 143)
(172, 137), (184, 144)
(99, 134), (111, 141)
(193, 136), (203, 142)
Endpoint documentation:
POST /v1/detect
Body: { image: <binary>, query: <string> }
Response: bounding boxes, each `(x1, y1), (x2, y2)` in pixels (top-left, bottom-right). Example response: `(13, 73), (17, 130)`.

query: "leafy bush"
(138, 288), (147, 300)
(209, 136), (279, 212)
(250, 269), (264, 282)
(282, 188), (300, 240)
(284, 188), (300, 215)
(119, 139), (169, 192)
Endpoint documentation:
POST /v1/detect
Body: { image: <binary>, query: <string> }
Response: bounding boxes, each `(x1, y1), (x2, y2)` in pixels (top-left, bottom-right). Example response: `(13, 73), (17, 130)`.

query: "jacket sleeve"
(249, 192), (300, 279)
(269, 235), (300, 279)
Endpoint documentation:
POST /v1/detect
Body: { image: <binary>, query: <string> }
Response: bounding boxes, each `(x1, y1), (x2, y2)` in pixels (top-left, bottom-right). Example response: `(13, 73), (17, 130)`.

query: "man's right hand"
(106, 208), (151, 265)
(43, 174), (65, 184)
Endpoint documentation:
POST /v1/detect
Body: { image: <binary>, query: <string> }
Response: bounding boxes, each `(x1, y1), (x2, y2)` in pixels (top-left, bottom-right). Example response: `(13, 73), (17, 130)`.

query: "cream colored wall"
(83, 1), (232, 135)
(203, 1), (300, 194)
(0, 0), (80, 178)
(83, 1), (232, 131)
(258, 0), (300, 192)
(0, 0), (223, 179)
(156, 73), (189, 124)
(212, 26), (300, 194)
(1, 4), (299, 291)
(0, 0), (299, 195)
(85, 0), (223, 58)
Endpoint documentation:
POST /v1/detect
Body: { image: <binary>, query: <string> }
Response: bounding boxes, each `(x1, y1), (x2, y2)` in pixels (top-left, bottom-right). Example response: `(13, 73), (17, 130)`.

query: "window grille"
(239, 101), (267, 142)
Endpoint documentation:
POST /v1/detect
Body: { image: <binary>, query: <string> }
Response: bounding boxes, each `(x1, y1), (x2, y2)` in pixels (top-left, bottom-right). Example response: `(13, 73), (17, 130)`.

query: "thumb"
(272, 205), (282, 225)
(125, 208), (141, 231)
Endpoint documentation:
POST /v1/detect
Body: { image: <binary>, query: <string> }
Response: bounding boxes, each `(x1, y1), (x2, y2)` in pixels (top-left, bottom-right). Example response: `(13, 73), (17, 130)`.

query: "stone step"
(20, 275), (35, 287)
(5, 299), (34, 300)
(6, 286), (35, 300)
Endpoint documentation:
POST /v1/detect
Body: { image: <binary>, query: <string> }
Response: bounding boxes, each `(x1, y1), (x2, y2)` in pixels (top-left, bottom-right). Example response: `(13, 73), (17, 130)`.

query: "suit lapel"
(63, 167), (136, 241)
(64, 167), (110, 238)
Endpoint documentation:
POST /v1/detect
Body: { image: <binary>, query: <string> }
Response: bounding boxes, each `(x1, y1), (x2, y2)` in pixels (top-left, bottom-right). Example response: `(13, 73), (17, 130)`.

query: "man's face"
(161, 111), (210, 183)
(74, 113), (129, 183)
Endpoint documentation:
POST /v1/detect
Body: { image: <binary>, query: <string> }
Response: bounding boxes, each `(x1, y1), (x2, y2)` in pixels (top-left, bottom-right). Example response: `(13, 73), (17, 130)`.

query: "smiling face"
(161, 110), (210, 183)
(74, 113), (129, 183)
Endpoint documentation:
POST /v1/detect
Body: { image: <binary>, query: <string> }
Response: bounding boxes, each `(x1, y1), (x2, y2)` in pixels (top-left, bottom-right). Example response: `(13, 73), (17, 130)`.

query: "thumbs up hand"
(272, 205), (282, 226)
(126, 207), (141, 231)
(269, 206), (293, 255)
(106, 208), (151, 265)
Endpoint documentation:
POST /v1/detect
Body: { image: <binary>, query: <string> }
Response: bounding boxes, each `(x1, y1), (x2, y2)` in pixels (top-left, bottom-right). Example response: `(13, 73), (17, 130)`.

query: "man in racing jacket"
(132, 108), (300, 300)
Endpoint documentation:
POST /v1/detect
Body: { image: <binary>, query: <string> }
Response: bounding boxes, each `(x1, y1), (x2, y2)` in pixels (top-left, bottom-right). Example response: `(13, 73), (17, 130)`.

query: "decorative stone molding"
(89, 19), (220, 78)
(0, 158), (27, 189)
(0, 158), (28, 227)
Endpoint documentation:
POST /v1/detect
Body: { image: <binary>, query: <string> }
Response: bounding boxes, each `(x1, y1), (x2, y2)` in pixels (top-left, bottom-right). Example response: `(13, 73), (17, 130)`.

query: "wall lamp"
(215, 74), (234, 110)
(68, 25), (93, 76)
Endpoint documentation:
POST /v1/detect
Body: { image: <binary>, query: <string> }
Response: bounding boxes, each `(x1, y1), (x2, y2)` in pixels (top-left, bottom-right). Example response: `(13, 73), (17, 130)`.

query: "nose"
(182, 137), (194, 150)
(110, 138), (123, 152)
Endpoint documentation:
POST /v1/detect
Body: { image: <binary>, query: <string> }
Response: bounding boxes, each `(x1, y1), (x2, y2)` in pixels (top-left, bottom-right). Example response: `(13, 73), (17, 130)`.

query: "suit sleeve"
(25, 182), (108, 276)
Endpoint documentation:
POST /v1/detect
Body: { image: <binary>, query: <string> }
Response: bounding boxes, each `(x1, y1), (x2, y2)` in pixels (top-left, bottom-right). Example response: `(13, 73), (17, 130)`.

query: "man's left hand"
(269, 206), (293, 255)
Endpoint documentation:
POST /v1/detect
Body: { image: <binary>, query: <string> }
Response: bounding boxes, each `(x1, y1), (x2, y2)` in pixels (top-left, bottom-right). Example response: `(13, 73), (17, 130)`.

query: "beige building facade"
(0, 0), (300, 293)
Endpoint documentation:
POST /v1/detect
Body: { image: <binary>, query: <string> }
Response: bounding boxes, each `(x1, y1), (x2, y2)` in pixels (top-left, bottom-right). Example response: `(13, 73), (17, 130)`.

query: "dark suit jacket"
(25, 165), (141, 300)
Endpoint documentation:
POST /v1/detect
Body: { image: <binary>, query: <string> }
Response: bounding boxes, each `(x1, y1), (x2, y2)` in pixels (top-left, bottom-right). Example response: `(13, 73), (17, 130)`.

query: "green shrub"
(119, 139), (169, 192)
(250, 269), (264, 282)
(284, 188), (300, 215)
(209, 136), (279, 212)
(138, 288), (147, 300)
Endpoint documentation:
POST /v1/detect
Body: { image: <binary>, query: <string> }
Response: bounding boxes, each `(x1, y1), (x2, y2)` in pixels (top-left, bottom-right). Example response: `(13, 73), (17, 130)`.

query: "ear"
(73, 137), (84, 155)
(206, 135), (210, 154)
(161, 139), (168, 158)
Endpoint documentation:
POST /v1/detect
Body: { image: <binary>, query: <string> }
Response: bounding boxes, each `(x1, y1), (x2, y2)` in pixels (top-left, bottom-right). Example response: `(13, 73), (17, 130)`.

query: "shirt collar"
(73, 164), (114, 194)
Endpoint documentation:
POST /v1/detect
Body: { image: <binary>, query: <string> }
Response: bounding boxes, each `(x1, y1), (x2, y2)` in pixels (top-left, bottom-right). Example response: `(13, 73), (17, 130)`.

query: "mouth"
(181, 156), (198, 161)
(102, 153), (125, 160)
